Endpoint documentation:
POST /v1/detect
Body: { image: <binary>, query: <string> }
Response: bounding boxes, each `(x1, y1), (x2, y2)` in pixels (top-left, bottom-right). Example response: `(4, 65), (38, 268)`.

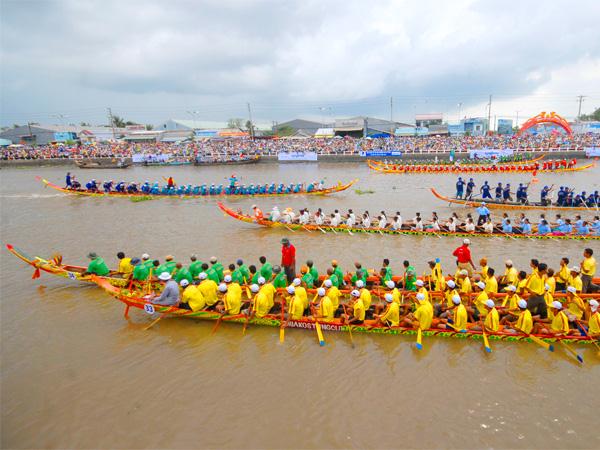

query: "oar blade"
(416, 328), (423, 350)
(483, 330), (492, 353)
(279, 327), (285, 343)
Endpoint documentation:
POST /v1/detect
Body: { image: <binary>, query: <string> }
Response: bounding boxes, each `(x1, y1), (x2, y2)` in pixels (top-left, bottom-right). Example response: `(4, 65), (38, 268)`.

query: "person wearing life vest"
(252, 204), (263, 221)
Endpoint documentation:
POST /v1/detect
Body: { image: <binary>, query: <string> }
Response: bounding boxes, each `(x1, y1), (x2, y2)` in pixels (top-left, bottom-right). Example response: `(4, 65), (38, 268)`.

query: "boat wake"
(0, 193), (67, 199)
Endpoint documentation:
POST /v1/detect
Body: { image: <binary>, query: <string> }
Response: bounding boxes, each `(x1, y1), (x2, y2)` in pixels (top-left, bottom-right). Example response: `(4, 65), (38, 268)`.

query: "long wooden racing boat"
(92, 276), (596, 346)
(368, 159), (593, 174)
(194, 155), (261, 166)
(74, 159), (131, 169)
(217, 203), (599, 241)
(431, 188), (600, 212)
(368, 155), (544, 168)
(37, 177), (357, 199)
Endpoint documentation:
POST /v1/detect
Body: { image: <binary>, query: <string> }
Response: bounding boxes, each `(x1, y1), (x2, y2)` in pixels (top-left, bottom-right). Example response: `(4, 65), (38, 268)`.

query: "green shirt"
(383, 267), (393, 282)
(405, 266), (416, 291)
(260, 262), (273, 280)
(238, 264), (251, 281)
(329, 274), (340, 288)
(273, 273), (288, 288)
(155, 264), (171, 277)
(301, 272), (314, 288)
(351, 270), (367, 285)
(132, 264), (149, 281)
(251, 272), (260, 284)
(309, 266), (318, 282)
(206, 267), (220, 285)
(143, 260), (154, 270)
(189, 261), (204, 278)
(333, 267), (345, 285)
(174, 267), (193, 284)
(232, 269), (245, 284)
(164, 261), (177, 273)
(87, 257), (110, 276)
(212, 262), (224, 281)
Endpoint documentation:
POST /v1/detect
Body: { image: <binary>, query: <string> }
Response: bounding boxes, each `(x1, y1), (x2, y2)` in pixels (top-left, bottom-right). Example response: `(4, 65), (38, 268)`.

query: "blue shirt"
(521, 223), (532, 234)
(502, 224), (513, 233)
(576, 225), (589, 235)
(558, 223), (572, 233)
(477, 206), (490, 216)
(537, 224), (551, 235)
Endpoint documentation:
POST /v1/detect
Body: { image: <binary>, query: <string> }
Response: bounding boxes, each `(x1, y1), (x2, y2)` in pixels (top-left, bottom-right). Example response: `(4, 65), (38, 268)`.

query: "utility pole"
(107, 107), (116, 139)
(247, 102), (254, 139)
(390, 96), (394, 136)
(487, 95), (492, 134)
(576, 95), (586, 122)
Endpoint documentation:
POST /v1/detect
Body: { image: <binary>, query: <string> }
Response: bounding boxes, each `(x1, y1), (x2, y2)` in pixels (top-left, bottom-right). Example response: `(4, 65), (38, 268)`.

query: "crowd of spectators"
(1, 133), (599, 160)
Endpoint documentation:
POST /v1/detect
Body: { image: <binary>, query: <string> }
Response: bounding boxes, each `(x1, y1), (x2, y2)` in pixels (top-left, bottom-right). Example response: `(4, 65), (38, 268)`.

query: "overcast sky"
(1, 0), (599, 128)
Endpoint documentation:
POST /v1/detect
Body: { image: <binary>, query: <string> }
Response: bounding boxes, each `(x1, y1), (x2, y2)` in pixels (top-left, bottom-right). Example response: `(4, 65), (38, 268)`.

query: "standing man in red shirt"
(281, 238), (296, 284)
(452, 238), (475, 276)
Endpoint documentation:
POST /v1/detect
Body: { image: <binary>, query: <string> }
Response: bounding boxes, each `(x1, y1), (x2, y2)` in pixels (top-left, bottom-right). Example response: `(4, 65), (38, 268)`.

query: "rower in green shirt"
(236, 259), (251, 281)
(189, 255), (204, 279)
(259, 256), (273, 280)
(331, 260), (345, 286)
(326, 267), (340, 288)
(403, 260), (417, 291)
(202, 263), (220, 285)
(174, 263), (193, 284)
(163, 255), (177, 274)
(85, 252), (110, 276)
(210, 256), (224, 281)
(230, 263), (245, 284)
(131, 258), (149, 281)
(272, 265), (288, 288)
(350, 263), (367, 285)
(141, 253), (154, 270)
(381, 258), (393, 283)
(306, 260), (318, 284)
(301, 269), (314, 288)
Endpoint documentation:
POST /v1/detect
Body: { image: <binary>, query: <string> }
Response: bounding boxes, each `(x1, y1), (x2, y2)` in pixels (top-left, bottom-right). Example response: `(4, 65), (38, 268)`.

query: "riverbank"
(0, 150), (589, 167)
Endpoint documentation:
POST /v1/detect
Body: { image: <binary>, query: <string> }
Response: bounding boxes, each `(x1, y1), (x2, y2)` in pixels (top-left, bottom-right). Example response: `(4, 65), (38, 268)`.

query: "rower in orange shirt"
(252, 204), (263, 220)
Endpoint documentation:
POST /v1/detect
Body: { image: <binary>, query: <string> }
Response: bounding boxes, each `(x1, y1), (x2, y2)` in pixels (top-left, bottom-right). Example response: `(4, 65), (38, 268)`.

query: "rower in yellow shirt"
(401, 293), (433, 330)
(248, 284), (272, 318)
(501, 260), (518, 287)
(428, 259), (445, 291)
(478, 258), (489, 282)
(545, 269), (556, 294)
(568, 267), (583, 293)
(323, 279), (341, 312)
(415, 279), (430, 304)
(384, 280), (401, 305)
(198, 272), (219, 309)
(564, 286), (585, 320)
(555, 257), (570, 291)
(292, 278), (308, 310)
(258, 277), (276, 309)
(443, 280), (459, 308)
(437, 294), (467, 331)
(501, 285), (519, 310)
(484, 268), (498, 295)
(285, 286), (305, 320)
(180, 279), (206, 312)
(580, 248), (596, 293)
(313, 288), (334, 321)
(219, 275), (242, 315)
(473, 281), (489, 319)
(504, 299), (533, 334)
(471, 299), (499, 332)
(356, 280), (372, 310)
(374, 293), (400, 327)
(586, 300), (599, 336)
(525, 268), (544, 297)
(458, 270), (472, 295)
(543, 283), (554, 308)
(117, 252), (133, 275)
(341, 290), (365, 325)
(532, 301), (571, 335)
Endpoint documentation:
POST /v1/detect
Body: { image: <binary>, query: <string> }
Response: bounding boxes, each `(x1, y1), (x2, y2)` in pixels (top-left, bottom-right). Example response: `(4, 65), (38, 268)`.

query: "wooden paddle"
(513, 325), (554, 352)
(482, 323), (492, 353)
(279, 297), (287, 343)
(144, 304), (177, 330)
(211, 311), (227, 335)
(560, 340), (584, 364)
(416, 327), (423, 350)
(575, 319), (600, 356)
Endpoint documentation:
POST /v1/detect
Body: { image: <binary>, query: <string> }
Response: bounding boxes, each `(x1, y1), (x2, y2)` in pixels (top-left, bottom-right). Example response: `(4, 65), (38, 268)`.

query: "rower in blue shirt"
(65, 172), (72, 189)
(466, 178), (475, 199)
(558, 220), (572, 234)
(574, 215), (584, 229)
(103, 180), (113, 193)
(217, 184), (223, 194)
(502, 219), (513, 233)
(521, 219), (532, 235)
(476, 202), (490, 226)
(480, 181), (491, 199)
(456, 177), (465, 199)
(86, 179), (98, 192)
(556, 187), (567, 205)
(495, 183), (503, 200)
(540, 185), (552, 205)
(115, 181), (126, 192)
(576, 222), (590, 235)
(502, 184), (512, 202)
(537, 220), (551, 235)
(592, 217), (600, 235)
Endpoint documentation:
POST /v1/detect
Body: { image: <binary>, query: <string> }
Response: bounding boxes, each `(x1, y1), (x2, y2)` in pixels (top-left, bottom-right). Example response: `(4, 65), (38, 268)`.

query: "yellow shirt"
(444, 288), (459, 308)
(431, 263), (445, 291)
(199, 279), (218, 306)
(390, 287), (401, 305)
(485, 276), (498, 295)
(288, 295), (304, 320)
(254, 292), (271, 318)
(551, 311), (569, 333)
(557, 265), (570, 284)
(526, 271), (544, 296)
(589, 312), (600, 335)
(516, 279), (527, 296)
(544, 291), (554, 307)
(326, 286), (341, 310)
(460, 277), (472, 295)
(567, 295), (585, 320)
(318, 296), (334, 321)
(380, 302), (400, 326)
(545, 276), (556, 295)
(359, 288), (372, 310)
(453, 304), (468, 330)
(259, 283), (276, 308)
(224, 283), (242, 314)
(582, 256), (596, 276)
(182, 285), (205, 312)
(118, 257), (133, 274)
(418, 287), (429, 304)
(501, 293), (520, 311)
(504, 267), (518, 285)
(414, 301), (433, 330)
(515, 309), (533, 334)
(484, 307), (500, 331)
(480, 265), (489, 282)
(568, 275), (582, 293)
(353, 299), (366, 321)
(474, 291), (489, 317)
(295, 286), (308, 309)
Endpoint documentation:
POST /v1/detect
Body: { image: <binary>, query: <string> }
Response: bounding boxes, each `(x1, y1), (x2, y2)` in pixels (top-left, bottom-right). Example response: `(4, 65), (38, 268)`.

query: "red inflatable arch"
(518, 111), (573, 135)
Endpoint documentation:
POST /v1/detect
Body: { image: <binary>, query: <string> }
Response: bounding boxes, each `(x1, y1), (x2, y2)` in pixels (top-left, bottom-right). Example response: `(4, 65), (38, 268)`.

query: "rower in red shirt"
(252, 204), (263, 220)
(281, 238), (296, 284)
(452, 238), (475, 276)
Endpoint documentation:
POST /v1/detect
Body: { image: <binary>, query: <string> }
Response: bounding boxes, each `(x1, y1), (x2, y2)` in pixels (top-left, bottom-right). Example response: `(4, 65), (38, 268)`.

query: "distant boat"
(194, 155), (261, 166)
(141, 159), (192, 166)
(74, 159), (131, 169)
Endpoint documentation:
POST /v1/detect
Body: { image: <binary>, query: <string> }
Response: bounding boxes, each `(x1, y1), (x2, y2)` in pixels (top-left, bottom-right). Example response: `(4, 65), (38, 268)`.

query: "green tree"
(580, 107), (600, 121)
(145, 124), (154, 130)
(227, 118), (244, 129)
(111, 115), (126, 128)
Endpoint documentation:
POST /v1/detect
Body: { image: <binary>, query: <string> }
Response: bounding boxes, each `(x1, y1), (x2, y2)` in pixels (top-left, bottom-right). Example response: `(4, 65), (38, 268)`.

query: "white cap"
(384, 293), (393, 303)
(351, 290), (360, 298)
(323, 279), (332, 288)
(210, 256), (217, 263)
(416, 280), (424, 287)
(447, 280), (456, 288)
(505, 259), (513, 266)
(476, 281), (485, 290)
(356, 280), (364, 288)
(567, 286), (577, 294)
(485, 299), (495, 308)
(287, 285), (295, 294)
(224, 275), (232, 283)
(317, 287), (326, 297)
(158, 272), (171, 281)
(252, 204), (257, 208)
(570, 266), (580, 273)
(142, 253), (150, 260)
(293, 278), (301, 286)
(180, 279), (189, 287)
(416, 293), (425, 301)
(544, 284), (551, 291)
(589, 299), (599, 312)
(452, 295), (461, 305)
(218, 283), (227, 293)
(506, 285), (517, 292)
(463, 238), (470, 245)
(385, 280), (395, 289)
(257, 276), (266, 285)
(517, 299), (527, 309)
(551, 301), (563, 310)
(198, 272), (207, 280)
(460, 270), (469, 276)
(250, 284), (259, 293)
